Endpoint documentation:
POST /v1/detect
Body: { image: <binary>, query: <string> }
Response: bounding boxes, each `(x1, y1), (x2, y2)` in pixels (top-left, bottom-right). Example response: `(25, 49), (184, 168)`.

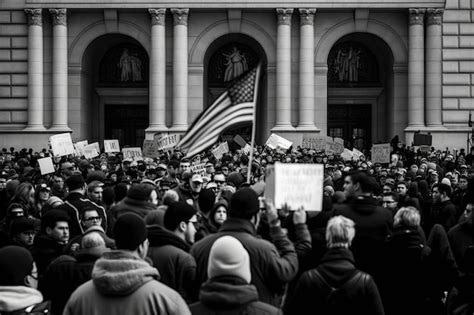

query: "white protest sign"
(265, 163), (324, 211)
(302, 134), (326, 151)
(38, 157), (55, 175)
(265, 134), (293, 151)
(142, 140), (159, 158)
(50, 133), (75, 157)
(341, 148), (354, 161)
(420, 145), (430, 153)
(104, 140), (120, 153)
(155, 134), (179, 150)
(83, 143), (100, 159)
(371, 143), (391, 164)
(352, 148), (364, 160)
(212, 142), (229, 160)
(325, 137), (345, 155)
(74, 140), (88, 157)
(122, 147), (143, 161)
(233, 135), (247, 148)
(190, 163), (206, 176)
(242, 144), (252, 155)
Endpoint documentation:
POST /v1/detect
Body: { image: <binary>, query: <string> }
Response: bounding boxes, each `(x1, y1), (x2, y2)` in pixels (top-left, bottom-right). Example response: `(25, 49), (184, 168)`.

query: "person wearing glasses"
(382, 192), (399, 216)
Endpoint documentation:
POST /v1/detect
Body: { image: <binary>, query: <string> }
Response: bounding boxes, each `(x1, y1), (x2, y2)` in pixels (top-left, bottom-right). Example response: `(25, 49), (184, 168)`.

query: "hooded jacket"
(63, 250), (190, 315)
(0, 286), (49, 314)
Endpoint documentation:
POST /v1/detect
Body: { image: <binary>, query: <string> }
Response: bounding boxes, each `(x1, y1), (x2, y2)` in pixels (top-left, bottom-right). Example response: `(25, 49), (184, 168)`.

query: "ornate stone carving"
(149, 9), (166, 26)
(426, 8), (443, 25)
(299, 8), (316, 26)
(276, 8), (293, 25)
(25, 9), (42, 26)
(171, 9), (189, 26)
(49, 9), (67, 26)
(408, 8), (425, 26)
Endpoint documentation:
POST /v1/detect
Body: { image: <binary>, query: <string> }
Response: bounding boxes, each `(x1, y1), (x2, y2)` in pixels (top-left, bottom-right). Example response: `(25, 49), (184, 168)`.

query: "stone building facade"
(0, 0), (472, 151)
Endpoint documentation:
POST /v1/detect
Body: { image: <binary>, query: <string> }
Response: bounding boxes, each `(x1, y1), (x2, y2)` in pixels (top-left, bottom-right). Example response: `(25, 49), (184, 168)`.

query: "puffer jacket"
(0, 286), (50, 314)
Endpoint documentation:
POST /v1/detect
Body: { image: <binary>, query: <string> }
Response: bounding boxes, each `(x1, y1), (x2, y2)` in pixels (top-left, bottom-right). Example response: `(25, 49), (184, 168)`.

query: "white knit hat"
(207, 235), (251, 284)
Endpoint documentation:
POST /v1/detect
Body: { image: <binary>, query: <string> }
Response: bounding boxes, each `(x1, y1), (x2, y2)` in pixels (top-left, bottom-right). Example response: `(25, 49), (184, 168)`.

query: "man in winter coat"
(430, 183), (457, 232)
(63, 213), (189, 315)
(448, 205), (474, 271)
(191, 188), (298, 307)
(190, 235), (281, 314)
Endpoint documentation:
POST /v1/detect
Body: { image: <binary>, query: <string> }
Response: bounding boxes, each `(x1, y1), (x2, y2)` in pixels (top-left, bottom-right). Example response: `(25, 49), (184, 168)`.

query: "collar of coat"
(218, 217), (256, 235)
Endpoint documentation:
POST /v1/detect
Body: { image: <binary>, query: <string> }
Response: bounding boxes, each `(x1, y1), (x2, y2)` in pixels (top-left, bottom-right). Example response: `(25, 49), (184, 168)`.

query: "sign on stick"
(371, 143), (391, 164)
(122, 147), (143, 161)
(265, 134), (293, 151)
(104, 140), (120, 153)
(50, 133), (75, 157)
(38, 157), (55, 175)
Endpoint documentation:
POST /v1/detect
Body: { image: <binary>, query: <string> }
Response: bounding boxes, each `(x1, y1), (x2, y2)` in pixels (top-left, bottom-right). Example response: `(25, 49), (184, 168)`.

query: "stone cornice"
(149, 8), (166, 26)
(276, 8), (293, 26)
(408, 8), (425, 26)
(49, 8), (67, 26)
(299, 8), (316, 26)
(171, 8), (189, 26)
(426, 8), (443, 25)
(25, 8), (42, 26)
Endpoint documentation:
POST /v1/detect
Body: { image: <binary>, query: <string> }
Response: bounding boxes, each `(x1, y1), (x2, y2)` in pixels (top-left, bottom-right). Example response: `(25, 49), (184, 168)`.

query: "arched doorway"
(327, 33), (394, 152)
(81, 34), (149, 147)
(204, 34), (267, 145)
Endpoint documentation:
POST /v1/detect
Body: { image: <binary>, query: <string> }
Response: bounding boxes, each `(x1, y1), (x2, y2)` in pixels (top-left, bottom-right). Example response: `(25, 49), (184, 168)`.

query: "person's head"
(432, 183), (451, 202)
(127, 183), (157, 205)
(462, 203), (473, 220)
(393, 206), (421, 228)
(167, 160), (180, 177)
(164, 202), (198, 244)
(213, 174), (226, 191)
(228, 188), (260, 226)
(382, 183), (395, 194)
(0, 246), (38, 288)
(6, 202), (25, 219)
(10, 217), (36, 247)
(65, 174), (86, 193)
(198, 188), (215, 214)
(179, 159), (191, 172)
(211, 200), (228, 226)
(396, 182), (408, 196)
(14, 182), (35, 205)
(52, 174), (64, 189)
(81, 208), (102, 230)
(87, 181), (104, 203)
(41, 210), (70, 245)
(343, 171), (375, 198)
(190, 174), (203, 194)
(382, 192), (399, 211)
(36, 183), (50, 202)
(207, 235), (251, 284)
(458, 176), (468, 190)
(113, 213), (148, 259)
(323, 185), (335, 197)
(81, 232), (108, 256)
(162, 189), (179, 206)
(326, 215), (356, 249)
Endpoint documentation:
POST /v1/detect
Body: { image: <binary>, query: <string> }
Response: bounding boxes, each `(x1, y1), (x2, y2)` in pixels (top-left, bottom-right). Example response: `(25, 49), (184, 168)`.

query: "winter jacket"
(31, 235), (66, 276)
(63, 250), (190, 315)
(430, 200), (457, 232)
(191, 217), (298, 306)
(285, 247), (384, 315)
(189, 276), (282, 315)
(0, 286), (50, 314)
(147, 225), (197, 302)
(448, 215), (474, 271)
(107, 197), (156, 235)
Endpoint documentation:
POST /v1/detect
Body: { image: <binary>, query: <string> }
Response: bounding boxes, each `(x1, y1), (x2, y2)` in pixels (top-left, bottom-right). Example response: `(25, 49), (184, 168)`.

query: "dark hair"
(433, 183), (452, 197)
(383, 192), (399, 202)
(347, 171), (376, 193)
(102, 186), (115, 206)
(114, 183), (129, 203)
(397, 181), (408, 188)
(41, 209), (70, 233)
(167, 160), (180, 169)
(407, 182), (419, 198)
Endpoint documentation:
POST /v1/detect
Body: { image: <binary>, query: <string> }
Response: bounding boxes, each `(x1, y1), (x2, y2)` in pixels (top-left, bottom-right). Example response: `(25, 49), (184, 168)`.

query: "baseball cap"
(191, 174), (203, 183)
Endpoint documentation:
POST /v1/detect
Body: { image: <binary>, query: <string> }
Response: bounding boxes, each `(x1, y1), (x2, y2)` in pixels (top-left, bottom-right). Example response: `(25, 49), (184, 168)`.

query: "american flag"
(178, 63), (262, 158)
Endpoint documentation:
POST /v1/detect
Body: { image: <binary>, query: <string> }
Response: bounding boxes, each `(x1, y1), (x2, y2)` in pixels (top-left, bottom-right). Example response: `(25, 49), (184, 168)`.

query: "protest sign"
(74, 140), (88, 157)
(265, 163), (324, 212)
(233, 135), (247, 147)
(38, 157), (55, 175)
(420, 145), (430, 153)
(352, 148), (364, 160)
(50, 133), (75, 157)
(242, 143), (252, 155)
(325, 137), (344, 155)
(142, 140), (159, 158)
(155, 134), (179, 150)
(122, 147), (143, 161)
(371, 143), (391, 164)
(190, 163), (206, 176)
(83, 143), (100, 159)
(212, 142), (229, 160)
(341, 148), (354, 161)
(104, 139), (120, 153)
(302, 134), (326, 151)
(265, 134), (293, 151)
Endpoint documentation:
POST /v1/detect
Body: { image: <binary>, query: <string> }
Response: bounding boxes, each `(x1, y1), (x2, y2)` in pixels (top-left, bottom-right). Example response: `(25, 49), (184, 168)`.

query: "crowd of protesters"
(0, 137), (473, 315)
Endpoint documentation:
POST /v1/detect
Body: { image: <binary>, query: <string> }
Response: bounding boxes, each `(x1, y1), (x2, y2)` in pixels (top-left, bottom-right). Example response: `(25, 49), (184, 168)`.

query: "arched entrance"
(327, 33), (394, 152)
(81, 34), (149, 147)
(204, 34), (267, 145)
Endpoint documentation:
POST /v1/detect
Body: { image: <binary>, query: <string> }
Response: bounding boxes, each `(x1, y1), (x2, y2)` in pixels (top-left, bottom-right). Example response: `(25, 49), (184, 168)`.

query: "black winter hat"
(198, 189), (215, 214)
(164, 202), (197, 231)
(65, 174), (85, 191)
(113, 213), (148, 250)
(10, 217), (35, 235)
(0, 246), (34, 285)
(229, 188), (259, 219)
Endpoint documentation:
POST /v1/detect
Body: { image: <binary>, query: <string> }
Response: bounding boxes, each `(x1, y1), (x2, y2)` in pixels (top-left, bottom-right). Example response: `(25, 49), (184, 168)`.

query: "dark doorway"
(104, 105), (148, 147)
(328, 104), (371, 151)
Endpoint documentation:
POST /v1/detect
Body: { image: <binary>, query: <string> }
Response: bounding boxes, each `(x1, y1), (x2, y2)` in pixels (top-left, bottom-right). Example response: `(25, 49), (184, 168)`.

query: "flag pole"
(247, 63), (262, 184)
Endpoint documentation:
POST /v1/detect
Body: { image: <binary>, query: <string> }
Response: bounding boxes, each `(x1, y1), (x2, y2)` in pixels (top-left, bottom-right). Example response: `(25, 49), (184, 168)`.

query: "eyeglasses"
(382, 201), (397, 204)
(85, 216), (101, 222)
(215, 180), (225, 184)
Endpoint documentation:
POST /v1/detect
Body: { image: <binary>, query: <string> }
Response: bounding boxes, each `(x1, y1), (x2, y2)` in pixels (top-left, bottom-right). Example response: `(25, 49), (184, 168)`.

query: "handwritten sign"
(371, 143), (391, 164)
(38, 157), (55, 175)
(155, 134), (179, 150)
(352, 148), (364, 160)
(341, 148), (354, 161)
(50, 133), (75, 157)
(212, 142), (229, 160)
(142, 140), (159, 158)
(74, 140), (88, 157)
(302, 134), (326, 151)
(325, 137), (344, 155)
(83, 143), (100, 159)
(190, 163), (206, 176)
(122, 147), (143, 161)
(242, 143), (252, 155)
(265, 134), (293, 150)
(104, 140), (120, 153)
(265, 163), (324, 211)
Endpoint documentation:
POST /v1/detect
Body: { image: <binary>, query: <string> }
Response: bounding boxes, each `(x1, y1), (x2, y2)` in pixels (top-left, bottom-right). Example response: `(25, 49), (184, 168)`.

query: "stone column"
(425, 8), (444, 127)
(49, 9), (70, 131)
(407, 8), (425, 129)
(24, 9), (45, 131)
(272, 8), (294, 131)
(297, 8), (318, 131)
(147, 9), (168, 132)
(170, 9), (189, 132)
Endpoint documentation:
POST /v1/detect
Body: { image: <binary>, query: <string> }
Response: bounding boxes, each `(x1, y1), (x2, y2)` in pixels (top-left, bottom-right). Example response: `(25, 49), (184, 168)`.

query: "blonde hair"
(81, 232), (105, 249)
(326, 215), (356, 248)
(394, 207), (420, 228)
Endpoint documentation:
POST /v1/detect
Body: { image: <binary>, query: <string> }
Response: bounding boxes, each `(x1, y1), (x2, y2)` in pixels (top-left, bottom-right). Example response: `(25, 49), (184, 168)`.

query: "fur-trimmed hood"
(0, 286), (43, 312)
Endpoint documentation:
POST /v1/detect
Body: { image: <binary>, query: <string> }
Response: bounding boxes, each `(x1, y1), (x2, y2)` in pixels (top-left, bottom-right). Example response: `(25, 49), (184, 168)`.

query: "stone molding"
(25, 9), (42, 26)
(149, 9), (166, 26)
(299, 8), (316, 26)
(49, 9), (67, 26)
(276, 8), (293, 25)
(171, 9), (189, 26)
(426, 8), (443, 26)
(408, 8), (425, 26)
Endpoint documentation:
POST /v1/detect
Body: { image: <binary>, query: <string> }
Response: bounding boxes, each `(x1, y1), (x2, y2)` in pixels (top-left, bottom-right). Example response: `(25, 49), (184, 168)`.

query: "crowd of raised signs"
(0, 136), (473, 315)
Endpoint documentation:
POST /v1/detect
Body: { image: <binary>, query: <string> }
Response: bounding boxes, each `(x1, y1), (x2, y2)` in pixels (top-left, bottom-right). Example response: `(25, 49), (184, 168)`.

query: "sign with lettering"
(38, 157), (55, 175)
(371, 143), (391, 164)
(352, 148), (364, 160)
(74, 140), (88, 157)
(302, 134), (326, 151)
(265, 163), (324, 211)
(325, 137), (344, 155)
(265, 134), (293, 151)
(212, 142), (229, 160)
(341, 148), (354, 161)
(104, 139), (120, 153)
(50, 133), (75, 157)
(190, 163), (206, 176)
(83, 143), (100, 159)
(142, 140), (159, 158)
(122, 147), (143, 161)
(155, 134), (179, 150)
(233, 135), (247, 147)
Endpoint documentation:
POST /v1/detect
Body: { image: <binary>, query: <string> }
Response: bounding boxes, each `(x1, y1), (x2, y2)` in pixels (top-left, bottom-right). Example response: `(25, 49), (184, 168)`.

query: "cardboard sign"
(155, 134), (179, 150)
(74, 140), (88, 157)
(122, 147), (143, 161)
(341, 148), (354, 161)
(142, 140), (159, 158)
(371, 143), (391, 164)
(104, 140), (120, 153)
(265, 163), (324, 211)
(265, 134), (293, 151)
(190, 163), (206, 176)
(50, 133), (75, 157)
(212, 142), (229, 160)
(352, 148), (364, 160)
(325, 137), (344, 155)
(302, 134), (326, 151)
(233, 135), (247, 147)
(83, 143), (100, 159)
(38, 157), (55, 175)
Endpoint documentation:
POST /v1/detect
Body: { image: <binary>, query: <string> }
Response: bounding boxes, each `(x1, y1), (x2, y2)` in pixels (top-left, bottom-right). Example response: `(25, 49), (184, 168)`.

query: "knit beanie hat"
(0, 246), (34, 285)
(164, 202), (197, 231)
(127, 183), (152, 201)
(208, 236), (251, 284)
(113, 213), (148, 250)
(229, 187), (259, 219)
(227, 172), (245, 188)
(198, 189), (216, 214)
(10, 217), (35, 235)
